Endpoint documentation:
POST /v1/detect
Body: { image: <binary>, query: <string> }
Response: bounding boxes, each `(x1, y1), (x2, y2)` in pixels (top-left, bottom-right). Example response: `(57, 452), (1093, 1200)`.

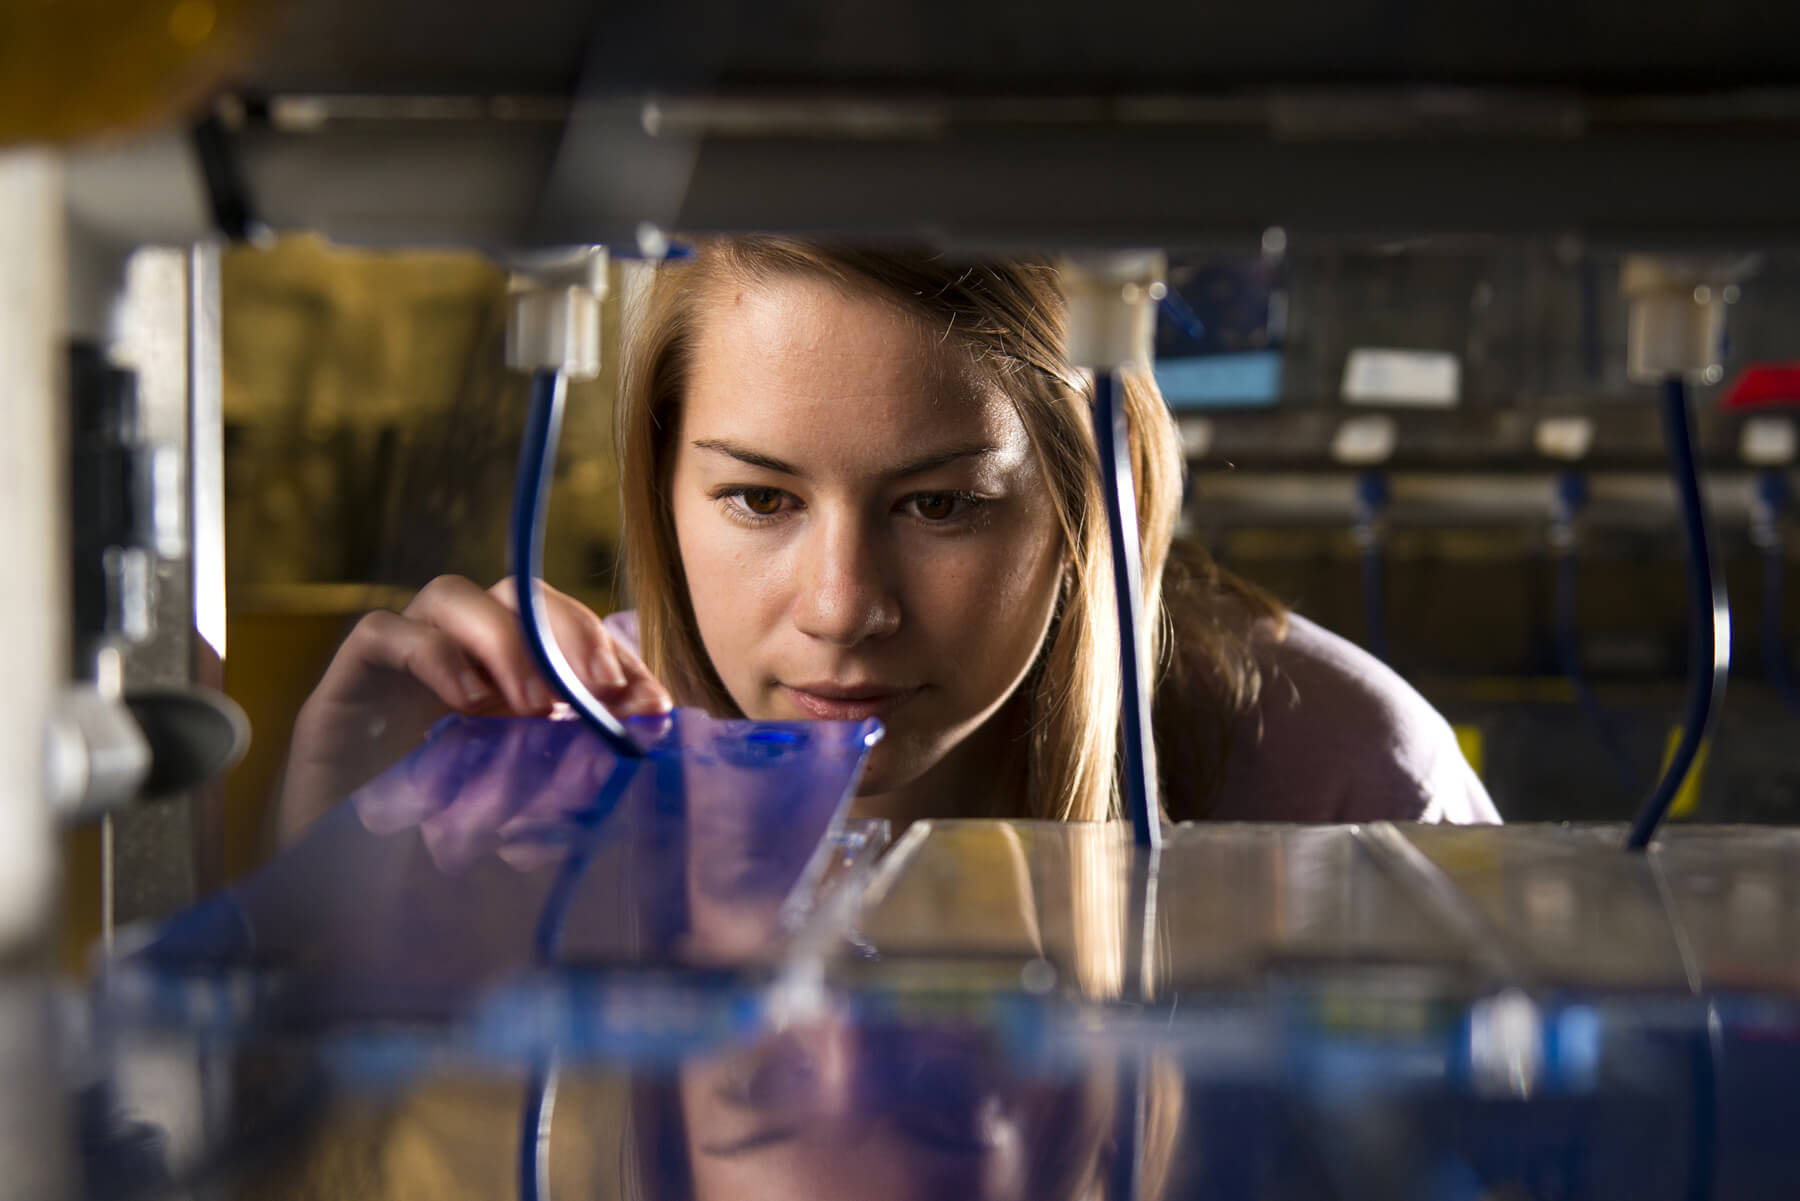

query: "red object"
(1720, 364), (1800, 410)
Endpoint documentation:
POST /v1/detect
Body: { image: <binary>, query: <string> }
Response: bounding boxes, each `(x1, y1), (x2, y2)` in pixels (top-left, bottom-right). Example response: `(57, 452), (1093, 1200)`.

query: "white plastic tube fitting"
(1059, 252), (1166, 371)
(504, 246), (610, 380)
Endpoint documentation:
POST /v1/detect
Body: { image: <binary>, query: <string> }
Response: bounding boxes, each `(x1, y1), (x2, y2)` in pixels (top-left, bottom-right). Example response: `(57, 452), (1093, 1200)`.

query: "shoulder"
(1206, 613), (1500, 825)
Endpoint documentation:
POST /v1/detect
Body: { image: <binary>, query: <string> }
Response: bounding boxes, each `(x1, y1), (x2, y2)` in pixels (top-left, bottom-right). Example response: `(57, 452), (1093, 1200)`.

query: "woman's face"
(678, 1022), (1032, 1201)
(668, 273), (1065, 811)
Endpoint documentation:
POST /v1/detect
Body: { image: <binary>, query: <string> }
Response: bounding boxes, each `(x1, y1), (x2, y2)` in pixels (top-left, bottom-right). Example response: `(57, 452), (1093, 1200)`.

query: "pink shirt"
(602, 610), (1499, 825)
(1210, 613), (1498, 824)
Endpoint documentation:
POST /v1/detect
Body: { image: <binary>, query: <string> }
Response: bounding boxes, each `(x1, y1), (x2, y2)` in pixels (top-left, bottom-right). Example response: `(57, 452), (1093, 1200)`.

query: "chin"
(850, 733), (947, 799)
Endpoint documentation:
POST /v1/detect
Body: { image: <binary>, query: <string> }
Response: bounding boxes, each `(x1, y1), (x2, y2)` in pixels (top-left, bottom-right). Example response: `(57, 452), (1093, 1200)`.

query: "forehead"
(681, 272), (1026, 459)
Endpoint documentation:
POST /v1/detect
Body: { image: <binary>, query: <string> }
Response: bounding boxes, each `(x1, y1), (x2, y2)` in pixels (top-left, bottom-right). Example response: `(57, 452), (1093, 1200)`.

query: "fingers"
(341, 608), (496, 714)
(404, 575), (563, 715)
(354, 705), (511, 836)
(418, 721), (545, 872)
(487, 576), (621, 690)
(493, 840), (567, 874)
(423, 722), (632, 875)
(501, 735), (626, 839)
(291, 575), (669, 838)
(492, 747), (645, 873)
(606, 638), (675, 718)
(489, 577), (674, 718)
(334, 571), (674, 734)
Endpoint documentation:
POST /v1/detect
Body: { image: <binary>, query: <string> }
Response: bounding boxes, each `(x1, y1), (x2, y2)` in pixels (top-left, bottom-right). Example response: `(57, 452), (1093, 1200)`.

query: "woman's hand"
(278, 574), (671, 843)
(353, 715), (632, 875)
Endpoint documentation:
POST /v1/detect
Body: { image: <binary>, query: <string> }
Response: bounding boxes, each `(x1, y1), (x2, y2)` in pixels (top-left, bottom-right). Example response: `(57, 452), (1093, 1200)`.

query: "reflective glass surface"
(105, 711), (883, 1038)
(91, 813), (1800, 1200)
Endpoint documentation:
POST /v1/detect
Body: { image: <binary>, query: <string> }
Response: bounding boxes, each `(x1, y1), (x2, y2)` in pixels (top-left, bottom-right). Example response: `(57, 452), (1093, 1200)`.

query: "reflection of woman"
(282, 241), (1496, 836)
(245, 740), (1179, 1201)
(641, 1020), (1158, 1201)
(635, 822), (1181, 1201)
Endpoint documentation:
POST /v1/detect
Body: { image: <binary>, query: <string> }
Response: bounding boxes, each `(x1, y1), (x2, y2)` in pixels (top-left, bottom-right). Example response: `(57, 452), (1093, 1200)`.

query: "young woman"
(280, 239), (1497, 838)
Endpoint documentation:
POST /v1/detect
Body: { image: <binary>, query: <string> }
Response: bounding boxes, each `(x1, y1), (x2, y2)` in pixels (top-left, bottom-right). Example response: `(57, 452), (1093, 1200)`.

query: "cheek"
(916, 514), (1063, 679)
(670, 492), (785, 686)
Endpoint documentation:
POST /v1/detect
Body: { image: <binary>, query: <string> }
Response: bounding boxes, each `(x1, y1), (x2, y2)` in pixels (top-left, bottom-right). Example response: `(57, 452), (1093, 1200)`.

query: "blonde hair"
(619, 239), (1283, 822)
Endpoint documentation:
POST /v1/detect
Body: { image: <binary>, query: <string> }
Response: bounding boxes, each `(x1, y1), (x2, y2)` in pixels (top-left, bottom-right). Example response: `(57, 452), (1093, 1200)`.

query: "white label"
(1534, 417), (1596, 462)
(1330, 415), (1398, 466)
(1741, 417), (1797, 467)
(1342, 348), (1461, 408)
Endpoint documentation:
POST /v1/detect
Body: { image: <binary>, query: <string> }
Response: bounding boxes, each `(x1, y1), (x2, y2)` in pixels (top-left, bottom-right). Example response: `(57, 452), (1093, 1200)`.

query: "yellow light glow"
(1661, 729), (1711, 819)
(168, 0), (217, 46)
(1453, 724), (1484, 780)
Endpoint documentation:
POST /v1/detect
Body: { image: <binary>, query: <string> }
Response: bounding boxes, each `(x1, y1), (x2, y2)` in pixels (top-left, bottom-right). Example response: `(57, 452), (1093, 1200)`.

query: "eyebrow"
(691, 438), (998, 480)
(698, 1126), (801, 1157)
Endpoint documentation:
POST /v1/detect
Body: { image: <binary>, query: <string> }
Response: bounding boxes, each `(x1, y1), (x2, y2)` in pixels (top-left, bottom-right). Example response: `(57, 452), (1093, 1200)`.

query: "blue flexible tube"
(1360, 548), (1387, 664)
(511, 365), (649, 1200)
(512, 369), (642, 759)
(1624, 377), (1731, 851)
(1686, 1001), (1722, 1201)
(514, 728), (643, 1201)
(1091, 370), (1162, 849)
(518, 1063), (557, 1201)
(1356, 472), (1390, 665)
(1157, 291), (1206, 342)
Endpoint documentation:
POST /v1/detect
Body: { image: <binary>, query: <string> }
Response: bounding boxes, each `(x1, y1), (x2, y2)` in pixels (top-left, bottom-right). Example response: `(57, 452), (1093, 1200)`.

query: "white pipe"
(0, 147), (72, 1200)
(0, 150), (66, 952)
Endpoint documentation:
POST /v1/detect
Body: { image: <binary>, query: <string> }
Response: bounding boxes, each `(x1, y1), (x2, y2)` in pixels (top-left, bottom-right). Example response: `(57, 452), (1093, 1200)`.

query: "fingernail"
(460, 672), (490, 707)
(592, 657), (627, 690)
(616, 685), (670, 718)
(526, 679), (553, 711)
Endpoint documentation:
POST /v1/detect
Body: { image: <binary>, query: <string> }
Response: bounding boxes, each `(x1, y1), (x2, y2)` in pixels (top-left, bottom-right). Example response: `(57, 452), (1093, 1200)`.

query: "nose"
(803, 1018), (861, 1120)
(792, 511), (901, 647)
(737, 1020), (861, 1120)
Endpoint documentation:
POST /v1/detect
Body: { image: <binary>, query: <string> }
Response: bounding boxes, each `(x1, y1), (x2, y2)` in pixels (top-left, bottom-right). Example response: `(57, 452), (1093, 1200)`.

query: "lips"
(780, 683), (922, 722)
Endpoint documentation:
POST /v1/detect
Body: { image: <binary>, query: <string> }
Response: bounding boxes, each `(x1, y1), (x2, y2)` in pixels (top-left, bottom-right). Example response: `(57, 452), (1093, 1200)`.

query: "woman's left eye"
(904, 492), (981, 522)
